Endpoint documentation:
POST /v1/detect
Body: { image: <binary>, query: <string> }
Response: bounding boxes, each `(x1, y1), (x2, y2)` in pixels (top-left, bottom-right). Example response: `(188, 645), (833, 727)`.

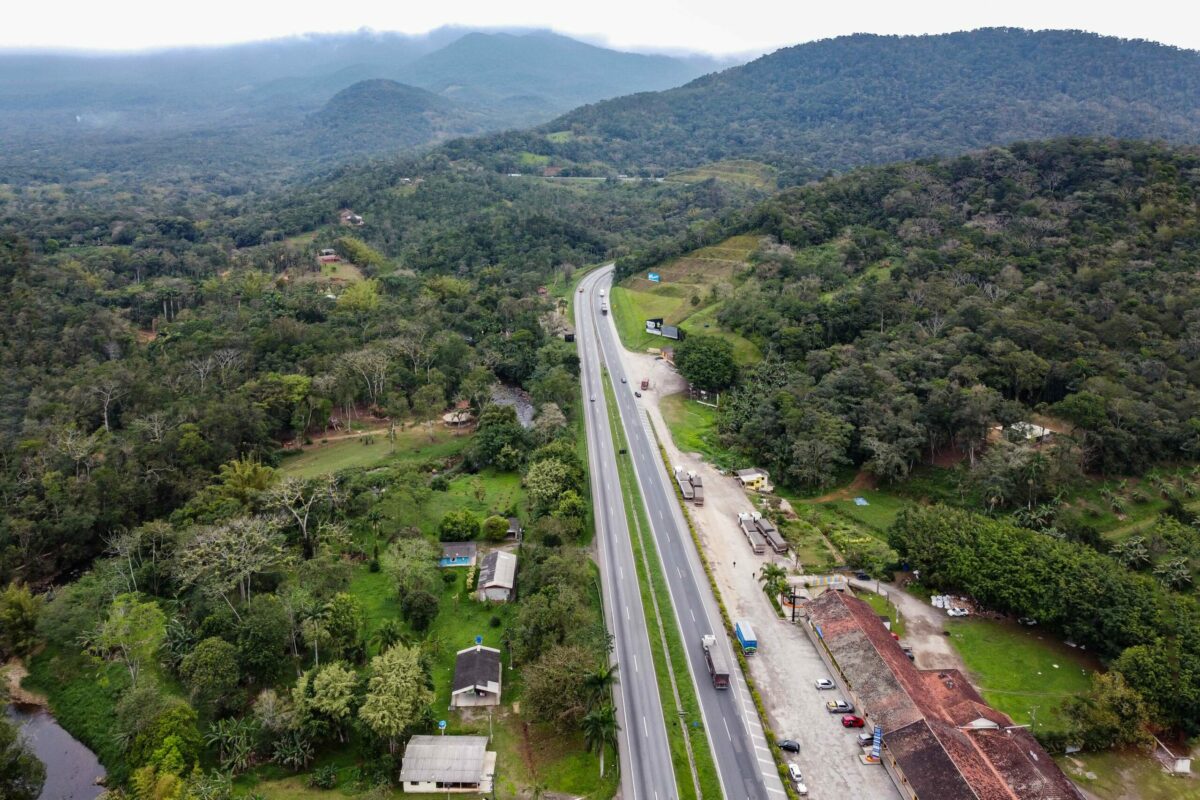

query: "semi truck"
(735, 620), (758, 655)
(674, 466), (695, 500)
(689, 472), (704, 506)
(701, 634), (730, 689)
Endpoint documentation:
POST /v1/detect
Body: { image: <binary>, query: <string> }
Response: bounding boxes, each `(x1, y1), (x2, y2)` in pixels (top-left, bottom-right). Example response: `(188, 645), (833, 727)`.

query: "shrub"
(438, 509), (481, 541)
(308, 764), (339, 789)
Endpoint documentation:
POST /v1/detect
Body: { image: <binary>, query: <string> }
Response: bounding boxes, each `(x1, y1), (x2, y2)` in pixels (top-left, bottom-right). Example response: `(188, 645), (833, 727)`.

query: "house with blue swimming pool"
(440, 542), (477, 568)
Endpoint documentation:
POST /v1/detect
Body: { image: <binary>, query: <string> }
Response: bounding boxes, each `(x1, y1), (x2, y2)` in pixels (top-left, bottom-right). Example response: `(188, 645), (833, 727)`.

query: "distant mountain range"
(0, 28), (729, 183)
(495, 28), (1200, 176)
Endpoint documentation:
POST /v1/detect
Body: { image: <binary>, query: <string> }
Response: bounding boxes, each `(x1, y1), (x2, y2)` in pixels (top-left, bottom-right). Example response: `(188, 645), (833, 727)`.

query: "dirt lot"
(614, 342), (900, 799)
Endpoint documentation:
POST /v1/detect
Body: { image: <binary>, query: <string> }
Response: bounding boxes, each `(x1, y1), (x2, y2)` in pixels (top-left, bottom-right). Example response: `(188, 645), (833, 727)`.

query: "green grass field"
(659, 393), (738, 470)
(278, 426), (470, 478)
(820, 492), (911, 535)
(380, 468), (525, 538)
(946, 618), (1095, 732)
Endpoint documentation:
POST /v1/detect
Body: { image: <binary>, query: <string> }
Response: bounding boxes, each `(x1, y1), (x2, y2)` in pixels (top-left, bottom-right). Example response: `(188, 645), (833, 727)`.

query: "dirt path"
(3, 659), (47, 706)
(810, 471), (878, 503)
(848, 579), (967, 672)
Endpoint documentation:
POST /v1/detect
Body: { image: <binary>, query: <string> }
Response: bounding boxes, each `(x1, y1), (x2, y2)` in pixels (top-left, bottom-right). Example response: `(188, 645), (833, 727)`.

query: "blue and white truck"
(735, 620), (757, 655)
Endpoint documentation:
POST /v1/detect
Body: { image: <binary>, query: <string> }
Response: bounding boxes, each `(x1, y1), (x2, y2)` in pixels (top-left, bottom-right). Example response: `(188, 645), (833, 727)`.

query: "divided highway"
(579, 266), (787, 800)
(576, 267), (679, 800)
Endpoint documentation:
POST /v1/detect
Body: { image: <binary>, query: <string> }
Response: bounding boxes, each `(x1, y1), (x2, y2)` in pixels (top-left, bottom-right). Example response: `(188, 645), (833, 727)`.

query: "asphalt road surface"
(580, 266), (787, 800)
(576, 266), (679, 800)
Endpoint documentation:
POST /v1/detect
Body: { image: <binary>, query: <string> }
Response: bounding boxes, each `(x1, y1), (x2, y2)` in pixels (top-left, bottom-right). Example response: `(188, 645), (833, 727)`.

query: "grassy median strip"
(601, 370), (722, 800)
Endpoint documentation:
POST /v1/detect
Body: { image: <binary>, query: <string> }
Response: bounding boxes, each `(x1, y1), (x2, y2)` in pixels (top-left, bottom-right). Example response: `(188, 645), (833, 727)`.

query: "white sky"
(4, 0), (1199, 55)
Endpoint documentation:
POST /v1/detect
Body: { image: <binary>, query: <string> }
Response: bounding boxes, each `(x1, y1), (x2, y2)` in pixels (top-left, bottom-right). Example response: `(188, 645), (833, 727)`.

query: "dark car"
(776, 739), (800, 753)
(855, 571), (870, 580)
(621, 377), (627, 383)
(634, 391), (642, 397)
(857, 732), (874, 747)
(842, 715), (866, 728)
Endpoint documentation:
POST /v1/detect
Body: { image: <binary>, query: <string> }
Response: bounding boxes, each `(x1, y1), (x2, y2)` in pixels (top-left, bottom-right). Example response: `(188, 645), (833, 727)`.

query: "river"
(6, 703), (106, 800)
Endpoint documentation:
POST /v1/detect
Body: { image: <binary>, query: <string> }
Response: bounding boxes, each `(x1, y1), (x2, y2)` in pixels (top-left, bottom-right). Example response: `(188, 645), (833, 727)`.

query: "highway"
(579, 265), (787, 800)
(576, 266), (679, 800)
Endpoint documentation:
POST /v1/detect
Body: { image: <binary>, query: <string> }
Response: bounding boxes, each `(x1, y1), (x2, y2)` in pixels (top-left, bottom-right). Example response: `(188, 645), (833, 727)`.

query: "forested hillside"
(656, 139), (1200, 497)
(495, 29), (1200, 176)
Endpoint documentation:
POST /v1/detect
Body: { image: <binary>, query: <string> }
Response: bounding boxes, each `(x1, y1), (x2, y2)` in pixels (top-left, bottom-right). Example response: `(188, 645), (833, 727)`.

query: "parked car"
(947, 607), (969, 617)
(901, 646), (915, 661)
(842, 715), (866, 728)
(814, 678), (835, 690)
(826, 700), (854, 713)
(1019, 617), (1038, 626)
(788, 764), (808, 795)
(857, 732), (874, 747)
(854, 571), (870, 580)
(776, 739), (800, 753)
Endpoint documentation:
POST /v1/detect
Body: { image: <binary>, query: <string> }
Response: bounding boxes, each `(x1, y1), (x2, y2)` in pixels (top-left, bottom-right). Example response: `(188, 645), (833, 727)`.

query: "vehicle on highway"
(620, 376), (627, 383)
(590, 395), (595, 402)
(857, 732), (874, 747)
(788, 764), (808, 795)
(842, 715), (866, 728)
(634, 391), (642, 397)
(701, 634), (730, 689)
(776, 739), (800, 753)
(599, 289), (605, 296)
(814, 678), (835, 690)
(826, 699), (854, 713)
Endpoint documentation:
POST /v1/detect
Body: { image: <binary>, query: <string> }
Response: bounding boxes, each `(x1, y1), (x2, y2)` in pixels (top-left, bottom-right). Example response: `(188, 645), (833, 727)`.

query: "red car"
(841, 715), (866, 728)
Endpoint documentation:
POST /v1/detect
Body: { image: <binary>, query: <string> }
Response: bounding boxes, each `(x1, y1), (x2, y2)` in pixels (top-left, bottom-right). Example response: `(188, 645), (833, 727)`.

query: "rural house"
(450, 644), (502, 708)
(477, 550), (517, 602)
(399, 735), (496, 793)
(735, 468), (771, 492)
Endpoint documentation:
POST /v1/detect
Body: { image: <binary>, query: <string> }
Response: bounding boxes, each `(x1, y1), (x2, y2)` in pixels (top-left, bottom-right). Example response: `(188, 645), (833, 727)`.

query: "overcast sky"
(6, 0), (1199, 55)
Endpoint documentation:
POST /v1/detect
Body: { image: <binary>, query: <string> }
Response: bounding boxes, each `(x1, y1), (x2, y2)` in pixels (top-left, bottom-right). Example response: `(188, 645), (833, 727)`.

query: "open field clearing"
(278, 426), (469, 477)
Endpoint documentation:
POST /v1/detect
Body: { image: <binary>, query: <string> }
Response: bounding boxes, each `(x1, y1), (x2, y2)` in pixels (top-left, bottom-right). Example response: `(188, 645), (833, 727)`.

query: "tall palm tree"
(758, 563), (788, 601)
(582, 662), (619, 712)
(582, 704), (619, 779)
(371, 619), (409, 653)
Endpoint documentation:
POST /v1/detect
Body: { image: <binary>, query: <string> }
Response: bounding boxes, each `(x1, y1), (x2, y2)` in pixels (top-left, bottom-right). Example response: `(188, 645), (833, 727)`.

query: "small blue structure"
(648, 272), (661, 282)
(439, 542), (477, 568)
(854, 497), (869, 506)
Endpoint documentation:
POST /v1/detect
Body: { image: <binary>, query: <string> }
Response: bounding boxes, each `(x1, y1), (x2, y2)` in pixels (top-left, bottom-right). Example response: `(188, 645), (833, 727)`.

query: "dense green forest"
(668, 140), (1200, 500)
(469, 29), (1200, 178)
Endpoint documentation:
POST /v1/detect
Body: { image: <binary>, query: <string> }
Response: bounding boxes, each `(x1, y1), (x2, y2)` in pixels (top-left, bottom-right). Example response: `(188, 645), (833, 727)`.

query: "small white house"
(478, 551), (517, 603)
(450, 645), (502, 708)
(399, 735), (496, 793)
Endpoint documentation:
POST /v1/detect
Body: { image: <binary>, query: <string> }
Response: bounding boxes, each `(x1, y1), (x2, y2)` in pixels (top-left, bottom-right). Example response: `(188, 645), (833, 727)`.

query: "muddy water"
(6, 703), (105, 800)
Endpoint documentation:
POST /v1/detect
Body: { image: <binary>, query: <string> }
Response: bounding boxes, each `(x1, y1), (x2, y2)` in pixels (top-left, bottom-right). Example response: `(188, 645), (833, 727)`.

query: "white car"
(788, 764), (808, 795)
(814, 678), (835, 690)
(947, 607), (969, 617)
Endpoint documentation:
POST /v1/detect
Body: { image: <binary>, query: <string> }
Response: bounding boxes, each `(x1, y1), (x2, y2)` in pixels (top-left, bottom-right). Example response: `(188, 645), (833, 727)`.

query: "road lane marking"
(689, 609), (696, 622)
(642, 716), (649, 738)
(723, 719), (732, 742)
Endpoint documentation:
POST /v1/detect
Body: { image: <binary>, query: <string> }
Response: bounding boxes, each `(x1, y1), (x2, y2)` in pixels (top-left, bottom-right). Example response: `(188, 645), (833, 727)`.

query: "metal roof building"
(399, 735), (496, 793)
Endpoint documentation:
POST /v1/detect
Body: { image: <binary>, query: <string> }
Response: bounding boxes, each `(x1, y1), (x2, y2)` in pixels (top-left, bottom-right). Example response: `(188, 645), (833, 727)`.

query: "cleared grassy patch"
(947, 618), (1095, 732)
(382, 468), (525, 538)
(278, 426), (469, 478)
(666, 160), (779, 190)
(610, 234), (761, 365)
(1057, 749), (1200, 800)
(603, 372), (721, 800)
(659, 393), (737, 470)
(821, 492), (910, 534)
